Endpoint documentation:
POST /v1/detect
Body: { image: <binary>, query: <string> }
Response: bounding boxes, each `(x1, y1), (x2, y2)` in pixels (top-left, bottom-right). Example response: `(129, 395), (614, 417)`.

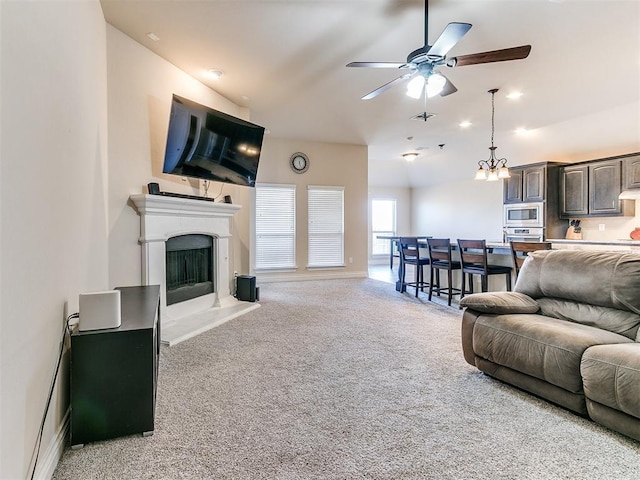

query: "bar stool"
(510, 241), (552, 277)
(457, 239), (512, 300)
(426, 238), (462, 306)
(398, 237), (430, 296)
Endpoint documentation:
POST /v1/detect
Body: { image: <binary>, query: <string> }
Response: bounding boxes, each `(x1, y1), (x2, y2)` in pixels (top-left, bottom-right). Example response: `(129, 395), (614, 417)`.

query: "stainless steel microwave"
(503, 202), (544, 228)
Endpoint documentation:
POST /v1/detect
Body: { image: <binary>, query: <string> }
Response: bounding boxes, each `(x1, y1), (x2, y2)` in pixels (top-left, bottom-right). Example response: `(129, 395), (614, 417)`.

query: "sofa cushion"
(581, 344), (640, 420)
(537, 298), (640, 340)
(514, 250), (640, 314)
(473, 313), (632, 393)
(460, 292), (540, 315)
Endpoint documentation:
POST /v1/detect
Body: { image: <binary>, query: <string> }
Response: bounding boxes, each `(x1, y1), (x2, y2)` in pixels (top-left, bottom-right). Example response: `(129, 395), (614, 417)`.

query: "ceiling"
(100, 0), (640, 188)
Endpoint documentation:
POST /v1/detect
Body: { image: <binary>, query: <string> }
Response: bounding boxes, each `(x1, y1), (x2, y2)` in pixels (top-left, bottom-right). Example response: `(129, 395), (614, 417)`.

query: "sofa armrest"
(459, 292), (540, 315)
(461, 309), (480, 366)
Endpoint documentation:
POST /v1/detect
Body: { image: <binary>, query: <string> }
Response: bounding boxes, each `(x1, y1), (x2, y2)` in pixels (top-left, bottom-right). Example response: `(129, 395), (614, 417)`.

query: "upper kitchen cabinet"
(623, 154), (640, 190)
(560, 165), (588, 216)
(559, 156), (635, 218)
(503, 164), (547, 204)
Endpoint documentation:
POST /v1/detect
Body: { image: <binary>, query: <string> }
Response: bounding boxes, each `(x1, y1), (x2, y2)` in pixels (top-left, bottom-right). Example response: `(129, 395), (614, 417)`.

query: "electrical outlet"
(599, 224), (606, 231)
(234, 270), (238, 277)
(348, 257), (353, 264)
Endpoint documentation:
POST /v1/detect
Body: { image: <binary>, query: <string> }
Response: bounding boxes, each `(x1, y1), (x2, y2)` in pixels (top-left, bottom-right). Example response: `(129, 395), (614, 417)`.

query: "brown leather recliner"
(460, 249), (640, 441)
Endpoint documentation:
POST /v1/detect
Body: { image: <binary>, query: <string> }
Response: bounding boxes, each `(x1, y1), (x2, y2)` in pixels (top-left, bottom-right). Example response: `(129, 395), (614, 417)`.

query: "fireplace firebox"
(165, 234), (214, 305)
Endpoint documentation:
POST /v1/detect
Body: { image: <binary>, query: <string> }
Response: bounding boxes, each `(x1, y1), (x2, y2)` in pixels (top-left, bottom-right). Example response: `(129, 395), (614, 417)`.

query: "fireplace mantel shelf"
(130, 193), (241, 218)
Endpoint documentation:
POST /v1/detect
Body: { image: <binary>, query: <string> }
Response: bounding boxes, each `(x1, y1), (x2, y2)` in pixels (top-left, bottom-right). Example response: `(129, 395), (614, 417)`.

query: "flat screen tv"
(162, 94), (265, 187)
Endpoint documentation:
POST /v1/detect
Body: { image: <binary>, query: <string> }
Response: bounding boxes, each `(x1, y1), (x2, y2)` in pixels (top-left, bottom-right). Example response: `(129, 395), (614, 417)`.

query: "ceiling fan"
(346, 0), (531, 100)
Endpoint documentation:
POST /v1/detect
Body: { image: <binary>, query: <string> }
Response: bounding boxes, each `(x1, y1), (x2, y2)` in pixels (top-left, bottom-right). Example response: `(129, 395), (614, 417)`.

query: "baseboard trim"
(34, 408), (69, 480)
(256, 271), (368, 283)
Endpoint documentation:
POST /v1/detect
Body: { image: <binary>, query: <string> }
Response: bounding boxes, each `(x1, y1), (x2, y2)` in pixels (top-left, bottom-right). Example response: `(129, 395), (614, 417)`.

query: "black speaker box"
(147, 182), (160, 195)
(236, 275), (257, 302)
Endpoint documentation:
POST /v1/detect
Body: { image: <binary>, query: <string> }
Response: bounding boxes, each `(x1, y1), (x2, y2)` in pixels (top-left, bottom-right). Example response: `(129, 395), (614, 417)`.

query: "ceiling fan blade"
(346, 61), (407, 69)
(428, 22), (472, 58)
(450, 45), (532, 67)
(439, 77), (457, 97)
(362, 73), (414, 100)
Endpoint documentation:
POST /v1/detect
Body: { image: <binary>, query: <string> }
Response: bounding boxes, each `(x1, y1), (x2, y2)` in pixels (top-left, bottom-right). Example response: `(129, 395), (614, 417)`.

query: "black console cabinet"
(70, 285), (161, 447)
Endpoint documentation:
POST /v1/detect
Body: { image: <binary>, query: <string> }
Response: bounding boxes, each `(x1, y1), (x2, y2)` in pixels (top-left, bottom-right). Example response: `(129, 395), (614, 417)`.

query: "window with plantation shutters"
(255, 184), (296, 270)
(308, 186), (344, 268)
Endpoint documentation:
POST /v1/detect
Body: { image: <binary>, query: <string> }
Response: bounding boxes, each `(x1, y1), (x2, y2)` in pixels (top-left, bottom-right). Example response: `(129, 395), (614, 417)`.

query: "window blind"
(255, 184), (296, 269)
(308, 186), (344, 267)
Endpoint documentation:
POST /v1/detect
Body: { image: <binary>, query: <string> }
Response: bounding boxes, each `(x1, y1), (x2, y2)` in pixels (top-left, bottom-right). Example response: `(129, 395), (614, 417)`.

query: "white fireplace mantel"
(130, 194), (256, 345)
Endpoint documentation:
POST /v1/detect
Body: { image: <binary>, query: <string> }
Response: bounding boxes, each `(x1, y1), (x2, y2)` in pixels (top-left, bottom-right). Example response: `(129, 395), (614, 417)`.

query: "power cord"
(28, 312), (77, 480)
(213, 182), (225, 200)
(203, 180), (224, 200)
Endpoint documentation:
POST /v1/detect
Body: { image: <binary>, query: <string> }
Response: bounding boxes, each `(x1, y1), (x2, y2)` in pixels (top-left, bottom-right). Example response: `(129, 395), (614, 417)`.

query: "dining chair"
(510, 241), (552, 276)
(457, 239), (513, 300)
(426, 238), (462, 306)
(398, 237), (430, 297)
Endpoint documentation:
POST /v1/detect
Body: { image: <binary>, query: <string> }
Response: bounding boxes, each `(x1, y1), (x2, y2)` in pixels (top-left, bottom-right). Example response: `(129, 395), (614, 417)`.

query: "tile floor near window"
(367, 263), (398, 284)
(368, 262), (462, 309)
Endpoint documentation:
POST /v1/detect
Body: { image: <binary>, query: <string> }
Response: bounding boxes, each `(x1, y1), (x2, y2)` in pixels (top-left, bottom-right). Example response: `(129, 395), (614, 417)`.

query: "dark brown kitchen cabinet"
(589, 161), (623, 215)
(623, 154), (640, 190)
(503, 169), (523, 203)
(522, 166), (545, 202)
(70, 285), (161, 448)
(560, 165), (589, 217)
(503, 165), (546, 203)
(560, 158), (634, 218)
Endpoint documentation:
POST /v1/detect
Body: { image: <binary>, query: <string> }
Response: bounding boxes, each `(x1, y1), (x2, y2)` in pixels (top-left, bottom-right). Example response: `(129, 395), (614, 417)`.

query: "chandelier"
(475, 88), (510, 181)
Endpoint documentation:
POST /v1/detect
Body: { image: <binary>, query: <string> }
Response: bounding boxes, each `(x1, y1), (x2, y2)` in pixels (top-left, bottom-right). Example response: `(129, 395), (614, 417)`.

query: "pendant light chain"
(490, 90), (495, 149)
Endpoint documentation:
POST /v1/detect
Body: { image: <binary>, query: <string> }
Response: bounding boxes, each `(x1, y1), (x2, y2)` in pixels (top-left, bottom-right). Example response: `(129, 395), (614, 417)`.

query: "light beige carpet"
(53, 278), (640, 479)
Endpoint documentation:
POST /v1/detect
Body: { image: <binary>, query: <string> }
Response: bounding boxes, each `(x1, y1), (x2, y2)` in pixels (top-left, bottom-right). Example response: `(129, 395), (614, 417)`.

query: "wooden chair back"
(457, 239), (489, 271)
(510, 241), (552, 275)
(426, 238), (453, 264)
(399, 237), (419, 263)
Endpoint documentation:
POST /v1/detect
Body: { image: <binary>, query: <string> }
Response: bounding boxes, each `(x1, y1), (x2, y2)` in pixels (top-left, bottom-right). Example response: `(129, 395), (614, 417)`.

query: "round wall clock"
(290, 152), (309, 174)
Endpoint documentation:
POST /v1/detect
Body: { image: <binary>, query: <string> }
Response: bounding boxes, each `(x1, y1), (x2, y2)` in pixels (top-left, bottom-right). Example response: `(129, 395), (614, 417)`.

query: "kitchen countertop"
(547, 239), (640, 247)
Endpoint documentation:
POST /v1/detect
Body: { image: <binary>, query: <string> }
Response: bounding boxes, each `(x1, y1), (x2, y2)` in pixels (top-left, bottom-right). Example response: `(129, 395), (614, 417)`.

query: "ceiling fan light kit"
(347, 0), (531, 101)
(475, 88), (510, 182)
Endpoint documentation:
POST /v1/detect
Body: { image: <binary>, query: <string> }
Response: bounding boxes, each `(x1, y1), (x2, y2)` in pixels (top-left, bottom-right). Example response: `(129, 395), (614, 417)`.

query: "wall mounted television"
(162, 94), (265, 188)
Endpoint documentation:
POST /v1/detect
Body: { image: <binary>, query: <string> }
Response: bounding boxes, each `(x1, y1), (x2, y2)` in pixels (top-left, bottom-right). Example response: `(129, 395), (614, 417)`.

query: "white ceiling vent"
(412, 112), (437, 122)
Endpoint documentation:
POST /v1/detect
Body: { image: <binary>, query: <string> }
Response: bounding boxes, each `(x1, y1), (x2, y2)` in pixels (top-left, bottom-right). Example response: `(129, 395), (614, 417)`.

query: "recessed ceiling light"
(402, 153), (419, 161)
(506, 91), (524, 100)
(459, 121), (472, 128)
(514, 127), (530, 135)
(146, 32), (160, 42)
(206, 69), (224, 80)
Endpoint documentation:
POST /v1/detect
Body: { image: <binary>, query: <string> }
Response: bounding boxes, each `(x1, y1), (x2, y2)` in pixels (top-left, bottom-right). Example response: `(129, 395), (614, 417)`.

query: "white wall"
(412, 179), (504, 242)
(106, 26), (252, 289)
(0, 1), (108, 478)
(256, 137), (369, 280)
